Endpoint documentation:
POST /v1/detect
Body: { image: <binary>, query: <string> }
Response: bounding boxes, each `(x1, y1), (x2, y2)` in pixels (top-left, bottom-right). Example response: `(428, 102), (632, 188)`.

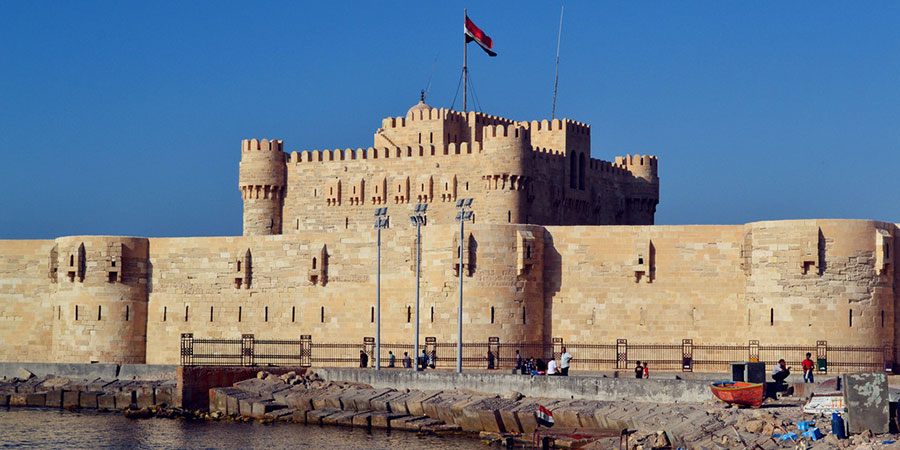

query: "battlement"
(615, 154), (658, 179)
(288, 142), (484, 164)
(482, 123), (530, 140)
(379, 108), (515, 131)
(242, 138), (284, 153)
(522, 118), (591, 136)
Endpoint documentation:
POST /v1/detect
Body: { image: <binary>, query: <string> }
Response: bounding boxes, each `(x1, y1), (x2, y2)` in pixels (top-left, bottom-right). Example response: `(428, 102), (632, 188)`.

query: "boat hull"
(710, 382), (764, 408)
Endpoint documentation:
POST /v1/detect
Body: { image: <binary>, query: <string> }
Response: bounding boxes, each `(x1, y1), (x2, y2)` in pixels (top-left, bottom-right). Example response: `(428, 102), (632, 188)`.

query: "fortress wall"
(144, 224), (545, 364)
(543, 225), (748, 344)
(0, 240), (55, 362)
(50, 236), (149, 364)
(544, 220), (896, 348)
(282, 147), (489, 232)
(744, 220), (895, 348)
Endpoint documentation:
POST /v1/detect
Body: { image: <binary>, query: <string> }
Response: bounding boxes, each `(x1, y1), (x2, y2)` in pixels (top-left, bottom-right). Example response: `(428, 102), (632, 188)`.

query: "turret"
(50, 236), (149, 363)
(615, 154), (660, 225)
(617, 154), (658, 182)
(481, 124), (531, 224)
(239, 138), (286, 235)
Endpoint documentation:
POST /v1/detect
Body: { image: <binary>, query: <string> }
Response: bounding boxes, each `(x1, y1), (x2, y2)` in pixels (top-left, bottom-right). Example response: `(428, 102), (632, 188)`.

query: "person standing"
(402, 352), (412, 368)
(643, 362), (649, 379)
(634, 360), (644, 379)
(486, 349), (495, 370)
(801, 353), (815, 383)
(559, 347), (572, 376)
(359, 350), (369, 368)
(515, 350), (523, 372)
(388, 351), (396, 368)
(419, 350), (427, 371)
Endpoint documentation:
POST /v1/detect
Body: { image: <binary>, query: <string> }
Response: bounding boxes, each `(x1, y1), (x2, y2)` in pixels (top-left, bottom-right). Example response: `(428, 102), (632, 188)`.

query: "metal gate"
(616, 339), (628, 369)
(241, 334), (254, 366)
(180, 333), (194, 366)
(363, 336), (375, 366)
(682, 339), (693, 372)
(299, 334), (312, 367)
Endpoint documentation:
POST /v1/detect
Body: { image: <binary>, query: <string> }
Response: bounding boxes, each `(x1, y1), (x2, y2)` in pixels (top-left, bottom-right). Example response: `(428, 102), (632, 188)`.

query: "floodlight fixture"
(463, 198), (473, 208)
(456, 199), (464, 208)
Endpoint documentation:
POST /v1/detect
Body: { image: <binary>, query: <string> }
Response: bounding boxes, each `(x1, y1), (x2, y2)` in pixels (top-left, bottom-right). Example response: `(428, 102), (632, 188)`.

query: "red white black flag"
(465, 15), (497, 57)
(536, 404), (555, 427)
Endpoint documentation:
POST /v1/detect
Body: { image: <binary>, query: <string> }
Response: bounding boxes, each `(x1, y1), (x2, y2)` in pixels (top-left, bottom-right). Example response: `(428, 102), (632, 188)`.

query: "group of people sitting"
(506, 347), (572, 376)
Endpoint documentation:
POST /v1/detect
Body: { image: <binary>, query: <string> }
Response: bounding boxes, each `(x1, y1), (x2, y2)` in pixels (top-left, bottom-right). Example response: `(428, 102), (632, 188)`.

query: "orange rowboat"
(710, 381), (765, 408)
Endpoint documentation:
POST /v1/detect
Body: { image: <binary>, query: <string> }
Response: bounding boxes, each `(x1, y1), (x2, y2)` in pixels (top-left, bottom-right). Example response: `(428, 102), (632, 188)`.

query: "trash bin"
(817, 358), (827, 372)
(731, 363), (746, 382)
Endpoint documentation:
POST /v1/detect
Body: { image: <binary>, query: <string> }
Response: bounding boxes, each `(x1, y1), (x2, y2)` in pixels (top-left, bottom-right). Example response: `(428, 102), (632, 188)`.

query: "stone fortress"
(0, 100), (896, 366)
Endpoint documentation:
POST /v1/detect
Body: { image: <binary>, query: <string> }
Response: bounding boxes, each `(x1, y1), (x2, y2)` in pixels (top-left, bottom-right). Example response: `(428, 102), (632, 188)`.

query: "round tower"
(50, 236), (149, 363)
(480, 124), (531, 224)
(239, 138), (286, 235)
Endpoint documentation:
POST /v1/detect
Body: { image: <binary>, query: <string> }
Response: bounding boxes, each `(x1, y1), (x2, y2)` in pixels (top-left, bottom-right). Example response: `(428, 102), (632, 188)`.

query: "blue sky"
(2, 2), (898, 239)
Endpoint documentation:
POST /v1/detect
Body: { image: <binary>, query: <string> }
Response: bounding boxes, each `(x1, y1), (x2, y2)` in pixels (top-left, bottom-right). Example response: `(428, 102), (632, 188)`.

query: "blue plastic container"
(831, 413), (846, 440)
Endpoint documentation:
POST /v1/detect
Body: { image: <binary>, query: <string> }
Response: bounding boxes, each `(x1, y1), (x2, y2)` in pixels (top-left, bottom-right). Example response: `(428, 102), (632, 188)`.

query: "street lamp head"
(456, 199), (464, 208)
(374, 207), (388, 217)
(410, 216), (417, 225)
(463, 198), (473, 208)
(415, 203), (428, 213)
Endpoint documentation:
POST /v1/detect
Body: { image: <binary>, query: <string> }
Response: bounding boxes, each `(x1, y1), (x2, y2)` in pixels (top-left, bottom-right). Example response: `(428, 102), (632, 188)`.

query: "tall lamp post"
(373, 207), (389, 371)
(409, 203), (428, 370)
(455, 198), (474, 373)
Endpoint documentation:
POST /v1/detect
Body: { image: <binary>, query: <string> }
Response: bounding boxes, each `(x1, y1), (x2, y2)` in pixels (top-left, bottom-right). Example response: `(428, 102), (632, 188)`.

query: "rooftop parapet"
(242, 138), (284, 153)
(288, 142), (483, 164)
(523, 118), (591, 136)
(615, 154), (658, 180)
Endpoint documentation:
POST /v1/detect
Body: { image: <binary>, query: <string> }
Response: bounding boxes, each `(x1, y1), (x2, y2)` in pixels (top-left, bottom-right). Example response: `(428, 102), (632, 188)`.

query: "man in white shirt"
(547, 358), (558, 375)
(559, 347), (572, 376)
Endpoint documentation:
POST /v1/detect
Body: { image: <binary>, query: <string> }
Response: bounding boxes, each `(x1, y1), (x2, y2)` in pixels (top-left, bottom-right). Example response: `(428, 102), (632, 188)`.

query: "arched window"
(579, 153), (586, 190)
(569, 153), (577, 188)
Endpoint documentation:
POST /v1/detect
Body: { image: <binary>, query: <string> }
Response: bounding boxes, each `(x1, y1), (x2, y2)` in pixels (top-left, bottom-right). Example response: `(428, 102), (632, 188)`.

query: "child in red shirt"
(801, 352), (814, 383)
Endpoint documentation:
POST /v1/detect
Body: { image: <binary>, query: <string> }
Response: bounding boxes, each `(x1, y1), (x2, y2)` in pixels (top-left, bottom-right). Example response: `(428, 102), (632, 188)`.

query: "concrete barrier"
(313, 368), (714, 403)
(118, 364), (177, 380)
(0, 362), (118, 380)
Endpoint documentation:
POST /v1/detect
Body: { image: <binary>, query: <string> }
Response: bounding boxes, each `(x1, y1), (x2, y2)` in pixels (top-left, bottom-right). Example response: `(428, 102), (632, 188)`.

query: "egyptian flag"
(465, 16), (497, 57)
(536, 405), (555, 427)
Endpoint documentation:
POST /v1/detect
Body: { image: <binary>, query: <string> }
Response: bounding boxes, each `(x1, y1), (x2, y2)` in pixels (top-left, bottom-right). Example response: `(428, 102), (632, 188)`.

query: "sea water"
(0, 407), (482, 449)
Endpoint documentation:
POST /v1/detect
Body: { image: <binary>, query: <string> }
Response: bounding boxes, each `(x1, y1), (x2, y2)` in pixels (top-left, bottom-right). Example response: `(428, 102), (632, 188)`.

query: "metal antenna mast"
(552, 6), (564, 119)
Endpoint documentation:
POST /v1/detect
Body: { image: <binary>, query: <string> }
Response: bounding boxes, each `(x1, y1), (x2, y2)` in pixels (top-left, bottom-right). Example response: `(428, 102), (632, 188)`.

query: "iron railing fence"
(179, 333), (891, 374)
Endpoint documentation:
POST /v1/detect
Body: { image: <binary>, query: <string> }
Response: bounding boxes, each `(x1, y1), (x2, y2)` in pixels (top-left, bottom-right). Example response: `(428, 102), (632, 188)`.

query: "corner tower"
(240, 138), (286, 235)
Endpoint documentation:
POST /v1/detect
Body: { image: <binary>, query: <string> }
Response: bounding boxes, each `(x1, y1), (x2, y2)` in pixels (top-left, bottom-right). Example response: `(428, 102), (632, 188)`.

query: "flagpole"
(463, 8), (467, 113)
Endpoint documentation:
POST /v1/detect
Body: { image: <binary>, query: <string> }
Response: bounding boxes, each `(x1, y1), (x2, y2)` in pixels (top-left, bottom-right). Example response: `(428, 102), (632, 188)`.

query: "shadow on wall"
(541, 230), (563, 342)
(818, 228), (828, 276)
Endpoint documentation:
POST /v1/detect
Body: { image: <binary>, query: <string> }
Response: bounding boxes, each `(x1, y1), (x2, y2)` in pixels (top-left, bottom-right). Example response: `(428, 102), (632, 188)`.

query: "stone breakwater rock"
(0, 375), (177, 415)
(214, 373), (760, 444)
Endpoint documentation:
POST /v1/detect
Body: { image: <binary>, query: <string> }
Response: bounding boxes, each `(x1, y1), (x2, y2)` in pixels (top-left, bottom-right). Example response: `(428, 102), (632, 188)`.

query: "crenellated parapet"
(615, 154), (658, 181)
